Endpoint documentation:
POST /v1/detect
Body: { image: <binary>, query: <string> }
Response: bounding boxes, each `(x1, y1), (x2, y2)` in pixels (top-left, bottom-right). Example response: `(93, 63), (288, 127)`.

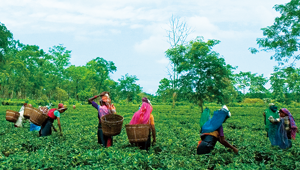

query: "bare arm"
(88, 95), (100, 104)
(57, 117), (62, 135)
(52, 125), (57, 132)
(219, 136), (238, 153)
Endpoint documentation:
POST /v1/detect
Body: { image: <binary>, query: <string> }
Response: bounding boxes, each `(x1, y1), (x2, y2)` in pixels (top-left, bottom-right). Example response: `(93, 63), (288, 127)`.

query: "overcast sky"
(0, 0), (293, 94)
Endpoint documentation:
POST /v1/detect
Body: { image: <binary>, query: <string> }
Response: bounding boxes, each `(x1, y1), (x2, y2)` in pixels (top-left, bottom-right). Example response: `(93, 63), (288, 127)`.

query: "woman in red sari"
(130, 97), (156, 150)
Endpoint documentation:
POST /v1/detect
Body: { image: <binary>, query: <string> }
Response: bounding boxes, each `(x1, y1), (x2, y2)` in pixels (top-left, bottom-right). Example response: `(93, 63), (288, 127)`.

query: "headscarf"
(142, 97), (149, 103)
(281, 108), (297, 140)
(201, 106), (230, 133)
(265, 104), (279, 132)
(200, 108), (211, 128)
(130, 102), (153, 125)
(58, 103), (64, 109)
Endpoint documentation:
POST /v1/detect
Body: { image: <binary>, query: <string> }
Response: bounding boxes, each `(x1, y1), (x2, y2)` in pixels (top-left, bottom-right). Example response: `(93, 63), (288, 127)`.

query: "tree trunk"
(198, 99), (204, 113)
(172, 92), (177, 109)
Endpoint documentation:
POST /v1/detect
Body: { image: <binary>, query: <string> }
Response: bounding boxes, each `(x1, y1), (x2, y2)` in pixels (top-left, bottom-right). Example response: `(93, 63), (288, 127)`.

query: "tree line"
(1, 0), (300, 109)
(0, 23), (144, 104)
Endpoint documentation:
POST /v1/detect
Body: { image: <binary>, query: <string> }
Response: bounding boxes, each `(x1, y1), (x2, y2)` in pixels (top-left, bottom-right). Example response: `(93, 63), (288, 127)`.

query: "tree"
(270, 66), (300, 103)
(252, 0), (300, 66)
(270, 68), (286, 103)
(117, 74), (142, 103)
(169, 37), (234, 112)
(156, 78), (172, 103)
(86, 57), (117, 93)
(234, 72), (252, 94)
(0, 22), (13, 64)
(234, 71), (269, 95)
(166, 15), (192, 108)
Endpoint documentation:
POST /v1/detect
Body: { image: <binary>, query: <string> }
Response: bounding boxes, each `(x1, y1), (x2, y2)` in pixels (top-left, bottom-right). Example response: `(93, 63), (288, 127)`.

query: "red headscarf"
(130, 102), (153, 125)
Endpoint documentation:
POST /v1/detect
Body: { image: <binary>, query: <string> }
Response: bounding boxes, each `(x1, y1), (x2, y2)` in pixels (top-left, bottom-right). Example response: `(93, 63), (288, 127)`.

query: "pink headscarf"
(281, 108), (298, 140)
(130, 102), (153, 125)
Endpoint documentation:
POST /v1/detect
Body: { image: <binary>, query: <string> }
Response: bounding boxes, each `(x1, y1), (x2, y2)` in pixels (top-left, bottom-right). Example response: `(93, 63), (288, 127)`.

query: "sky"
(0, 0), (294, 94)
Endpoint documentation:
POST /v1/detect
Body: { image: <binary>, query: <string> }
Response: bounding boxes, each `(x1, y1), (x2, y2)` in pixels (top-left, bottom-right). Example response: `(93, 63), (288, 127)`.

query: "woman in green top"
(263, 103), (279, 137)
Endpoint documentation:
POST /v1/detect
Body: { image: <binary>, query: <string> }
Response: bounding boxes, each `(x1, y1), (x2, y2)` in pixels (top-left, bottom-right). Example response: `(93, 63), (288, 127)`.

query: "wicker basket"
(125, 124), (150, 143)
(6, 110), (20, 123)
(23, 106), (33, 119)
(30, 107), (48, 126)
(101, 114), (124, 136)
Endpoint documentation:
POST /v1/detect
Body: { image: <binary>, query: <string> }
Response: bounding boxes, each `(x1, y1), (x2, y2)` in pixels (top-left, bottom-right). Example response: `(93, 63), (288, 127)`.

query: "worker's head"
(100, 91), (111, 106)
(58, 108), (68, 113)
(279, 109), (287, 117)
(58, 103), (64, 109)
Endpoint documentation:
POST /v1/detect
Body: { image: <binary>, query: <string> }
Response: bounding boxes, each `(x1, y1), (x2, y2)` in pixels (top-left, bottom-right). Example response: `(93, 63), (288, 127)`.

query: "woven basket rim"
(101, 114), (124, 123)
(125, 124), (151, 127)
(6, 110), (20, 113)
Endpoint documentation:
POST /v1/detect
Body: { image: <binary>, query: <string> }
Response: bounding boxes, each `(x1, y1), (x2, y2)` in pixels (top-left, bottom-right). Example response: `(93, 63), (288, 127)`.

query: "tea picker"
(88, 91), (119, 148)
(126, 97), (156, 150)
(197, 105), (238, 154)
(39, 103), (67, 137)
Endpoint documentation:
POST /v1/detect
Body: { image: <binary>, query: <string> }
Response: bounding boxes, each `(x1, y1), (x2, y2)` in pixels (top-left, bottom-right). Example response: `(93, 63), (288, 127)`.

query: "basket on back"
(23, 106), (33, 119)
(101, 114), (124, 136)
(29, 107), (48, 126)
(6, 110), (20, 123)
(125, 124), (150, 143)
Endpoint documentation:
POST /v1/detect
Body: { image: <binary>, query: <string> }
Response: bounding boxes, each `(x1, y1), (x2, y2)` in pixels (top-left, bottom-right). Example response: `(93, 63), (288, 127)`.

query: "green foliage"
(166, 36), (235, 111)
(254, 0), (300, 65)
(243, 98), (264, 104)
(117, 74), (142, 103)
(1, 105), (300, 169)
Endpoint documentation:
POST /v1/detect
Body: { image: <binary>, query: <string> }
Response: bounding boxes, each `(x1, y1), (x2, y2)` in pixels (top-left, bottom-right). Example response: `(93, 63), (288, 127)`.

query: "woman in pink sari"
(130, 97), (156, 150)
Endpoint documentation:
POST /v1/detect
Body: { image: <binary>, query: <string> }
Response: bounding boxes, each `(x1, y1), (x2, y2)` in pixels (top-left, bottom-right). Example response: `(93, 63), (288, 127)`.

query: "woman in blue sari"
(197, 106), (238, 155)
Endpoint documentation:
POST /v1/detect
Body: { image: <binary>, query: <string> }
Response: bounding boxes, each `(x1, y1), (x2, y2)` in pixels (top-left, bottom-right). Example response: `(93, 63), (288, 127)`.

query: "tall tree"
(0, 22), (13, 64)
(166, 15), (192, 108)
(252, 0), (300, 66)
(169, 37), (233, 112)
(86, 57), (117, 93)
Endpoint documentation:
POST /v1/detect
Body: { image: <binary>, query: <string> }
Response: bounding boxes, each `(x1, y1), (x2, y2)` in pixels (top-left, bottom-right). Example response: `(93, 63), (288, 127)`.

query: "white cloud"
(156, 58), (169, 64)
(134, 36), (168, 54)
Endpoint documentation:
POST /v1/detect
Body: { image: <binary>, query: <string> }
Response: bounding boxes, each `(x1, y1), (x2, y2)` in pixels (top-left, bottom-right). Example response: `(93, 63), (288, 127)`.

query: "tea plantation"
(1, 105), (300, 169)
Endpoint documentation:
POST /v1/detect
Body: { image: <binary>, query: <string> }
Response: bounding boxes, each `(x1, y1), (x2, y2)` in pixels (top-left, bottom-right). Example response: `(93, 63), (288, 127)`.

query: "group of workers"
(14, 103), (67, 137)
(88, 92), (156, 150)
(12, 91), (298, 154)
(263, 103), (298, 149)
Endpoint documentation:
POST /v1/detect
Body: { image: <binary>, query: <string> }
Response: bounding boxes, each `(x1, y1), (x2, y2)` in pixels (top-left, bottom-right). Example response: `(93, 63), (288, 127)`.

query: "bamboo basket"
(101, 114), (124, 136)
(6, 110), (20, 123)
(125, 124), (150, 143)
(30, 108), (48, 126)
(23, 106), (33, 119)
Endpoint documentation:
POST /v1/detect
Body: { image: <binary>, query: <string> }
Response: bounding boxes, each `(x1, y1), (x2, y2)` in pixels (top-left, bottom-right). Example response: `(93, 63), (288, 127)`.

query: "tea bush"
(0, 105), (299, 169)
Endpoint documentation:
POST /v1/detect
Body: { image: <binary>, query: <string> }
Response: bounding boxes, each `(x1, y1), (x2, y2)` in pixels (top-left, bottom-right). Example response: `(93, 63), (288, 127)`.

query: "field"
(1, 105), (300, 169)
